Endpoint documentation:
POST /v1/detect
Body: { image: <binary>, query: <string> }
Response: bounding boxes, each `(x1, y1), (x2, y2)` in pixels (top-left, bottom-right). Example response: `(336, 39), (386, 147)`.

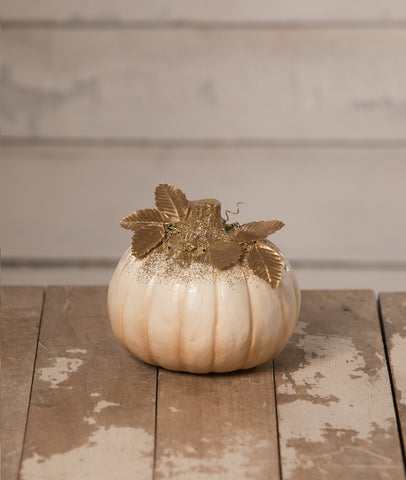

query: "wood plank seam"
(5, 138), (406, 148)
(272, 360), (283, 480)
(378, 295), (406, 474)
(152, 368), (160, 480)
(4, 20), (406, 30)
(16, 288), (46, 479)
(5, 258), (406, 271)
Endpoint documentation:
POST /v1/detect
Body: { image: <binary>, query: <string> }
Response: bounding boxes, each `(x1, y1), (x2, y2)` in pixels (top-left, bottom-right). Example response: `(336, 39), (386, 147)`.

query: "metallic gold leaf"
(120, 208), (169, 231)
(131, 224), (165, 257)
(155, 183), (189, 222)
(247, 243), (283, 288)
(208, 241), (242, 269)
(234, 220), (285, 242)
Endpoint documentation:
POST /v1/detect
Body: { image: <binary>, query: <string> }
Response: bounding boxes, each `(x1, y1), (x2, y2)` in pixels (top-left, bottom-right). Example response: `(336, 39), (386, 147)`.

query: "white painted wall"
(1, 3), (405, 290)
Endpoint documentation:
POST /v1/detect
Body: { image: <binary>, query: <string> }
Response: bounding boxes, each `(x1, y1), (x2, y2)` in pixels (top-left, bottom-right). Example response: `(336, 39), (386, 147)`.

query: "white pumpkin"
(107, 184), (300, 373)
(107, 246), (300, 374)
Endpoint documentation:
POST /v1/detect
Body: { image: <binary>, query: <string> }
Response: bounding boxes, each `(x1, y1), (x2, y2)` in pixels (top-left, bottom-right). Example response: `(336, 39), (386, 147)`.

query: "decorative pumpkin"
(107, 184), (300, 373)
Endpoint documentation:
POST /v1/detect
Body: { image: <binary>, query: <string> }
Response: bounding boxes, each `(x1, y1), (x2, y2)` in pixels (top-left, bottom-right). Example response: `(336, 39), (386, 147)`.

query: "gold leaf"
(247, 243), (283, 288)
(120, 208), (169, 231)
(131, 224), (165, 257)
(234, 220), (285, 242)
(155, 183), (189, 222)
(208, 241), (242, 269)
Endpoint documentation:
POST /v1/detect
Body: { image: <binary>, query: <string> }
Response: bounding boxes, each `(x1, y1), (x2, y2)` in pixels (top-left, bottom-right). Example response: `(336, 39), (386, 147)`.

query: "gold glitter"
(183, 243), (198, 253)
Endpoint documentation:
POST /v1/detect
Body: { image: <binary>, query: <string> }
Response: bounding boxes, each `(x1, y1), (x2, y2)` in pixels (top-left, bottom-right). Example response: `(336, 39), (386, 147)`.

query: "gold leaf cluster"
(120, 183), (285, 288)
(120, 184), (187, 257)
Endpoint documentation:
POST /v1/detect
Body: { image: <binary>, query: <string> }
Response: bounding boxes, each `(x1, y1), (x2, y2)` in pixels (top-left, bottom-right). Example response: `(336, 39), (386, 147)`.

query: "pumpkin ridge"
(177, 284), (186, 371)
(143, 275), (158, 365)
(107, 247), (128, 311)
(210, 272), (219, 372)
(242, 270), (255, 367)
(277, 284), (288, 350)
(271, 282), (291, 359)
(118, 254), (133, 351)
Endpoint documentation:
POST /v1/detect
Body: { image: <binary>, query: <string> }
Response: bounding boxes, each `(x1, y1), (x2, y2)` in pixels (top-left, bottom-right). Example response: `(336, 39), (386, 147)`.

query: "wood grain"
(1, 286), (44, 480)
(274, 290), (404, 479)
(154, 363), (280, 479)
(379, 292), (406, 456)
(2, 0), (406, 23)
(19, 286), (157, 480)
(2, 146), (406, 264)
(3, 29), (406, 140)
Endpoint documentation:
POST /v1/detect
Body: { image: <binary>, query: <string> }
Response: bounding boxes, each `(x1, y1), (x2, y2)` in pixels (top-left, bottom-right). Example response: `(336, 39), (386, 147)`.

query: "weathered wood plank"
(2, 0), (406, 23)
(379, 292), (406, 458)
(3, 29), (406, 140)
(155, 363), (280, 479)
(1, 286), (44, 480)
(2, 146), (406, 264)
(19, 286), (157, 480)
(274, 290), (404, 479)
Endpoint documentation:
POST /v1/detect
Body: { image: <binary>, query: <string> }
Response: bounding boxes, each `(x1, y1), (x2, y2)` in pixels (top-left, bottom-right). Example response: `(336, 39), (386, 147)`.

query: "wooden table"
(2, 287), (406, 480)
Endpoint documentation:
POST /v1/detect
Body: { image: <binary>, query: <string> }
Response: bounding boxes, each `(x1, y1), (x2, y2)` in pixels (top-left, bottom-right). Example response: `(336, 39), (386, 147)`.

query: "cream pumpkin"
(107, 184), (300, 373)
(107, 247), (300, 374)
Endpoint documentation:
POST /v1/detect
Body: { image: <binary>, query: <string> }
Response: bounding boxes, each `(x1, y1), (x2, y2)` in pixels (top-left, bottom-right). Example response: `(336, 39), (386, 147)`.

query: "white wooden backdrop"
(1, 2), (406, 290)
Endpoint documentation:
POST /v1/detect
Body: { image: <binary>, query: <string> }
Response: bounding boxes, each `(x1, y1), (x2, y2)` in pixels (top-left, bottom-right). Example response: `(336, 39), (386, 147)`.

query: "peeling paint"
(90, 392), (101, 397)
(66, 349), (87, 354)
(94, 401), (120, 413)
(169, 406), (181, 413)
(185, 445), (197, 454)
(293, 320), (308, 336)
(83, 417), (96, 425)
(63, 298), (72, 312)
(156, 431), (272, 479)
(375, 352), (385, 362)
(278, 334), (398, 479)
(21, 427), (153, 480)
(39, 358), (83, 389)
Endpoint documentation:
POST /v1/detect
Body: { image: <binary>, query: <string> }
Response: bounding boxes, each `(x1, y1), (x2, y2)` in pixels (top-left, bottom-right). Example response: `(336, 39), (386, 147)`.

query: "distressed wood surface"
(5, 287), (406, 479)
(2, 146), (406, 264)
(154, 363), (279, 479)
(3, 29), (406, 140)
(379, 292), (406, 456)
(3, 0), (406, 23)
(1, 287), (44, 480)
(274, 290), (405, 479)
(19, 286), (157, 480)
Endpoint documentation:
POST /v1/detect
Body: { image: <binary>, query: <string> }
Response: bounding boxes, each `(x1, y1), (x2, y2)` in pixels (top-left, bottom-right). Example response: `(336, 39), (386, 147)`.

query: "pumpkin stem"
(187, 199), (224, 235)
